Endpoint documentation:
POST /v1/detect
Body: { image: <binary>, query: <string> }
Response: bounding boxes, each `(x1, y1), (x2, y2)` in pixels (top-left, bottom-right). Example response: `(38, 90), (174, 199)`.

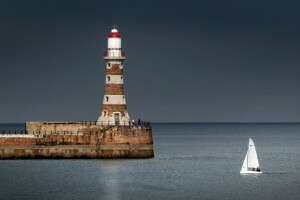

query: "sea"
(0, 123), (299, 200)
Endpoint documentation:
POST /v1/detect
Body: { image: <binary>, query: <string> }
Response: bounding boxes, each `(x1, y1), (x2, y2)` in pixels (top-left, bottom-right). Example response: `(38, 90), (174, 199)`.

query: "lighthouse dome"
(108, 28), (121, 38)
(107, 27), (122, 56)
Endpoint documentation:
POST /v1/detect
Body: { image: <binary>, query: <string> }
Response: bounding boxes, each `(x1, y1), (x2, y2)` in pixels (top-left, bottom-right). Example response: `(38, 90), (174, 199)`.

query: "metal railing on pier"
(79, 121), (97, 125)
(0, 130), (27, 134)
(95, 121), (151, 128)
(0, 120), (151, 136)
(0, 130), (95, 136)
(30, 131), (96, 136)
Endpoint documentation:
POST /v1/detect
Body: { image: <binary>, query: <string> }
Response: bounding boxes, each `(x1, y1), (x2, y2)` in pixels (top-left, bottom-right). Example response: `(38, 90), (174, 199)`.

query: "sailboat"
(240, 138), (262, 174)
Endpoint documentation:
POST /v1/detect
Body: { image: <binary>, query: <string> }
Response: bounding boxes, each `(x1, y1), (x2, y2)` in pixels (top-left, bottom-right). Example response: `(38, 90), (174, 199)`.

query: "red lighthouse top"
(108, 27), (121, 38)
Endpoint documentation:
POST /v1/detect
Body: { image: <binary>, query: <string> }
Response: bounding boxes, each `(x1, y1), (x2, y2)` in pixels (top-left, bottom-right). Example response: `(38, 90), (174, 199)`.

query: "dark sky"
(0, 0), (300, 123)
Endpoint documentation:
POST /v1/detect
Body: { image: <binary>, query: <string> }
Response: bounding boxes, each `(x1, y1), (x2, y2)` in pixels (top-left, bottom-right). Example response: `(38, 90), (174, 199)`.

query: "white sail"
(241, 152), (248, 172)
(247, 138), (259, 168)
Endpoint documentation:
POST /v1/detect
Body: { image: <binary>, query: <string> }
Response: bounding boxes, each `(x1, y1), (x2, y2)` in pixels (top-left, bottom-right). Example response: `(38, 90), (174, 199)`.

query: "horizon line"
(0, 121), (300, 124)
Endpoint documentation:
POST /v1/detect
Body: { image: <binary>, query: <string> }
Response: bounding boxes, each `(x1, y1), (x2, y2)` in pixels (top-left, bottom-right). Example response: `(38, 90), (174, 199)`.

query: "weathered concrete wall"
(25, 123), (153, 145)
(100, 126), (153, 144)
(0, 122), (154, 159)
(0, 137), (36, 146)
(0, 144), (154, 159)
(0, 135), (96, 146)
(26, 122), (99, 134)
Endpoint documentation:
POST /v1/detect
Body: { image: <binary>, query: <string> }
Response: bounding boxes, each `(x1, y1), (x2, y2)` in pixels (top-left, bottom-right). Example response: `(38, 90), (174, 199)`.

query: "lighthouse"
(97, 27), (130, 125)
(0, 26), (154, 159)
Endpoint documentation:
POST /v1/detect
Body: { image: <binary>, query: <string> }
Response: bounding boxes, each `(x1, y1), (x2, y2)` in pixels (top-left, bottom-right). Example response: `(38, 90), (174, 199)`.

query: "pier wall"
(0, 137), (36, 146)
(0, 122), (154, 159)
(0, 144), (154, 159)
(26, 122), (99, 134)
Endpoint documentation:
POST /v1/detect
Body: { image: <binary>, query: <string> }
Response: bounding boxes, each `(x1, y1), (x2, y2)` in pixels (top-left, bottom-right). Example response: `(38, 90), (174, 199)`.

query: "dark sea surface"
(0, 123), (300, 200)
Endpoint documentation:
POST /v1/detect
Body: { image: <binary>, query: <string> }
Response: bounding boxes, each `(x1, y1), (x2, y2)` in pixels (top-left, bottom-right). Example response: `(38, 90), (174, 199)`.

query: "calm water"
(0, 123), (300, 200)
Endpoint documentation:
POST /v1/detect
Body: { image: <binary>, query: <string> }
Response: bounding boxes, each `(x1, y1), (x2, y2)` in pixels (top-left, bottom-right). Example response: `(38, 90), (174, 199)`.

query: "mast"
(247, 138), (249, 169)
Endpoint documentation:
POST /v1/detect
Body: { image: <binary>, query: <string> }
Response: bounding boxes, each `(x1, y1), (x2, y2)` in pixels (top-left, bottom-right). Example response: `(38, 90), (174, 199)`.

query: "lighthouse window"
(121, 76), (123, 80)
(123, 96), (125, 100)
(106, 96), (109, 102)
(107, 63), (111, 68)
(107, 76), (110, 82)
(104, 111), (107, 116)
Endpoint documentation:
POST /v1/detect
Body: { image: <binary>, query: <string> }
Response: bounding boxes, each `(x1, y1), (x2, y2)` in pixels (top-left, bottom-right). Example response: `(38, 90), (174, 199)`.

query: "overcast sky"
(0, 0), (300, 123)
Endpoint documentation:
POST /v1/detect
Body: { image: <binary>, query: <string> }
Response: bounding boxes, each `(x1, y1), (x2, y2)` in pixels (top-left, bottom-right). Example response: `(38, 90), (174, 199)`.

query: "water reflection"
(99, 160), (123, 200)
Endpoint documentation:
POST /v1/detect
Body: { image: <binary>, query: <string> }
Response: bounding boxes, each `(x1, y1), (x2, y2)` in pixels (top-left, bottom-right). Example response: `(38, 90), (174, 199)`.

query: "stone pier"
(0, 122), (154, 159)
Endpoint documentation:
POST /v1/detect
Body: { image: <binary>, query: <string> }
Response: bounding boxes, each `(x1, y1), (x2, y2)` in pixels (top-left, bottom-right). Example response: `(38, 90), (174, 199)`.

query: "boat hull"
(240, 171), (263, 174)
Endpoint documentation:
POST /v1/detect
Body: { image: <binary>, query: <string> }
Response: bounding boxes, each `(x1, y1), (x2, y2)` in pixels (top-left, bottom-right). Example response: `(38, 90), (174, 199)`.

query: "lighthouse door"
(114, 113), (120, 125)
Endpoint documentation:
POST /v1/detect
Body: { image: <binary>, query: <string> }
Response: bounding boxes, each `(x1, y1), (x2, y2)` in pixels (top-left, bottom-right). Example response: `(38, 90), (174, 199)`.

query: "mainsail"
(247, 138), (259, 168)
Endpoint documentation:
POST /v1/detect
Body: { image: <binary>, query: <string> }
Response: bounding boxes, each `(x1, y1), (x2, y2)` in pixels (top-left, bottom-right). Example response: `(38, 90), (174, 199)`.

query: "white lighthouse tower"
(97, 27), (130, 125)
